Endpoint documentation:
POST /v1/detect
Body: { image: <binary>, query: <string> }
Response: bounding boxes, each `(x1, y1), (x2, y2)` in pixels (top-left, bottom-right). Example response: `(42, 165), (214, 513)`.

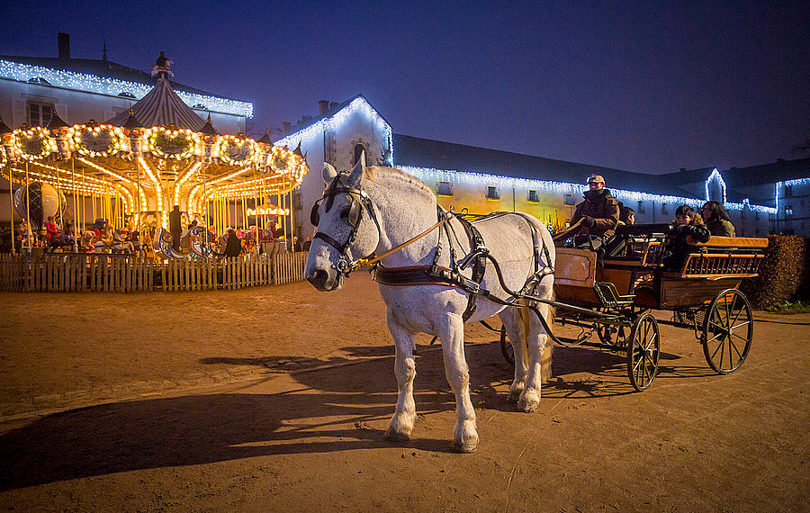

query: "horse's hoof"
(452, 439), (478, 453)
(508, 390), (521, 404)
(384, 428), (411, 443)
(518, 390), (540, 413)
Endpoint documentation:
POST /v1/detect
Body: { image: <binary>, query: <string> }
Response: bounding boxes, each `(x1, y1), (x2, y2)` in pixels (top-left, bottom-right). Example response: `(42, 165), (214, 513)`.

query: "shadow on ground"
(2, 340), (717, 490)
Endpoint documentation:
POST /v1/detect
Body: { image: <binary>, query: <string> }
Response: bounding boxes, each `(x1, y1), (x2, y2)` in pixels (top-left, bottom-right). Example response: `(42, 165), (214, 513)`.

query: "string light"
(0, 59), (253, 117)
(70, 124), (126, 158)
(275, 96), (393, 162)
(399, 166), (777, 214)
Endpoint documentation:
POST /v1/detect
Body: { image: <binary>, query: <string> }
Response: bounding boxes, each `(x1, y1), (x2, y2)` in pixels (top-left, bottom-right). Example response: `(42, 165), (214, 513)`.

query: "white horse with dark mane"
(305, 156), (555, 452)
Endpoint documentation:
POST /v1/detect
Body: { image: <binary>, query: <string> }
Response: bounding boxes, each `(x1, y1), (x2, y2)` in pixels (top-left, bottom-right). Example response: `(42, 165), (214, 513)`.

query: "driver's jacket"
(570, 188), (621, 237)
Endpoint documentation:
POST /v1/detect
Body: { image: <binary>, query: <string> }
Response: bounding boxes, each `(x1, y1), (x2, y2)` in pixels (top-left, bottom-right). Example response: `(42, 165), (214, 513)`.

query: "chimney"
(281, 121), (291, 134)
(679, 168), (686, 172)
(58, 33), (71, 61)
(318, 100), (330, 116)
(329, 102), (339, 111)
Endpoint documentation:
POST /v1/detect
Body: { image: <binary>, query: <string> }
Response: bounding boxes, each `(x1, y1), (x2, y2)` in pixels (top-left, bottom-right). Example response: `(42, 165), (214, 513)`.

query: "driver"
(570, 173), (620, 249)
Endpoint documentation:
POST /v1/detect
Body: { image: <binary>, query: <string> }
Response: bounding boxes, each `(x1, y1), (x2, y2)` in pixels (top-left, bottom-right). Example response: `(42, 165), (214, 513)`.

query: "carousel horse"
(305, 155), (555, 452)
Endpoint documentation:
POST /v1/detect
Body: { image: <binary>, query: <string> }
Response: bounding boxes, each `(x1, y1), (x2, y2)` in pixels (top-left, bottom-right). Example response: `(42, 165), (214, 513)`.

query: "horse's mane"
(364, 166), (435, 202)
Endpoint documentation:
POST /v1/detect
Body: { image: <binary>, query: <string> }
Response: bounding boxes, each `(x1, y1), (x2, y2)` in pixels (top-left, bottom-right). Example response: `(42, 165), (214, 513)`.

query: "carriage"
(497, 223), (768, 391)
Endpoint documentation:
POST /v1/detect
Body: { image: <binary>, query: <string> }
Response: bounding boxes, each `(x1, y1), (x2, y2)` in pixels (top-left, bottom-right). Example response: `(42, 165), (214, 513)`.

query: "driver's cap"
(587, 174), (605, 185)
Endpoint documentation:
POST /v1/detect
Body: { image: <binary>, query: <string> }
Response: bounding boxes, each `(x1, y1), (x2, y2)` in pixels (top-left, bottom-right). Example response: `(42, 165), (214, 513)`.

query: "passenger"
(620, 206), (635, 226)
(664, 205), (711, 270)
(701, 201), (735, 237)
(570, 173), (621, 250)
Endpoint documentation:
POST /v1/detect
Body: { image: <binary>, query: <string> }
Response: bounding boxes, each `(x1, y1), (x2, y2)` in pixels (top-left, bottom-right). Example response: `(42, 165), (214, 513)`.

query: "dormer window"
(437, 181), (453, 196)
(27, 77), (51, 85)
(118, 91), (136, 98)
(193, 103), (207, 109)
(486, 186), (500, 200)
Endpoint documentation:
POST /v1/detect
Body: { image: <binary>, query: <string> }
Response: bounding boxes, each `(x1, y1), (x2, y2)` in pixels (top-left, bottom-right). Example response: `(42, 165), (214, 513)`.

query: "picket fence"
(0, 251), (309, 292)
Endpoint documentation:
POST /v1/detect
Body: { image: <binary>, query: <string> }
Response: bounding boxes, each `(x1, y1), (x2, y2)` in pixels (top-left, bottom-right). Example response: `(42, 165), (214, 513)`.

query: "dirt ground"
(0, 272), (808, 512)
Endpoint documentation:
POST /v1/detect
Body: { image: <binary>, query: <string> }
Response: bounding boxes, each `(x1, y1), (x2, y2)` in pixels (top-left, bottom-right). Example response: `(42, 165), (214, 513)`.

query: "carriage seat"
(593, 281), (635, 308)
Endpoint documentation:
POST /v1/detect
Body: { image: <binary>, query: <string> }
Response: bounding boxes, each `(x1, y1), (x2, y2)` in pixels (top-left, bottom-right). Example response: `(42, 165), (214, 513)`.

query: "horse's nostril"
(306, 269), (329, 289)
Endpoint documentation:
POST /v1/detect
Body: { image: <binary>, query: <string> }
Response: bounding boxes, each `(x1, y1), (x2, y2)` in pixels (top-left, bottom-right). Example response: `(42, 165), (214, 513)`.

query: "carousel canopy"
(106, 77), (207, 131)
(1, 73), (308, 232)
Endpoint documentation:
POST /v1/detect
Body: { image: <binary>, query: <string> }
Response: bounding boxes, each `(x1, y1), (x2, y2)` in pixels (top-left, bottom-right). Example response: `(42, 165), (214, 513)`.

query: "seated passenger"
(619, 206), (635, 226)
(663, 205), (711, 270)
(701, 201), (735, 237)
(569, 173), (621, 250)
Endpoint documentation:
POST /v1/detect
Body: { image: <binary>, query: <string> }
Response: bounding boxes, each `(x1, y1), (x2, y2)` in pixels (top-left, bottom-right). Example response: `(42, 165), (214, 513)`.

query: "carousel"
(0, 69), (308, 259)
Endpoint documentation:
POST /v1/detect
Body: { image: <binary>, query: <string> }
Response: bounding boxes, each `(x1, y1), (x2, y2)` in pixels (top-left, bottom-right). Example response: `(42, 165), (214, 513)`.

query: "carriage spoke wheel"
(702, 289), (753, 374)
(499, 326), (514, 366)
(626, 312), (660, 392)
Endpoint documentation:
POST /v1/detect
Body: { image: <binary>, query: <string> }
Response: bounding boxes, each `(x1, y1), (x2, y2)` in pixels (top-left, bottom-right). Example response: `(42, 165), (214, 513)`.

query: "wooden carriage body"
(554, 224), (768, 310)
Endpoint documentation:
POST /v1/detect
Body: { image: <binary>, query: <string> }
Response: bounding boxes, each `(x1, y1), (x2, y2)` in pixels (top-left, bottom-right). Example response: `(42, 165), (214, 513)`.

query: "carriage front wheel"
(627, 312), (660, 391)
(499, 326), (514, 366)
(702, 289), (753, 374)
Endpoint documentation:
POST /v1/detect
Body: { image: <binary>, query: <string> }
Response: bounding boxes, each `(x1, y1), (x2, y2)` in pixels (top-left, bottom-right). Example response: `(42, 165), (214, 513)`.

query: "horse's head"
(305, 154), (381, 291)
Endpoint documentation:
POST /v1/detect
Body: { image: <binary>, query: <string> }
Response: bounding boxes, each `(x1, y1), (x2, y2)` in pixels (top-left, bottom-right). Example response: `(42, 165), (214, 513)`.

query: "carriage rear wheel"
(702, 289), (753, 374)
(627, 312), (660, 392)
(499, 326), (514, 366)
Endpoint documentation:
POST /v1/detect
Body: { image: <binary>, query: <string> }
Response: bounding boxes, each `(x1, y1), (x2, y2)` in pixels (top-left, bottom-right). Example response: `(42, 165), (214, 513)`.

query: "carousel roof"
(106, 77), (207, 131)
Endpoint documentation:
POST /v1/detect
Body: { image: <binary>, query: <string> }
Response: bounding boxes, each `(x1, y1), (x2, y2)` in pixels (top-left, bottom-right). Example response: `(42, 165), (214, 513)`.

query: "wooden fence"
(0, 251), (310, 292)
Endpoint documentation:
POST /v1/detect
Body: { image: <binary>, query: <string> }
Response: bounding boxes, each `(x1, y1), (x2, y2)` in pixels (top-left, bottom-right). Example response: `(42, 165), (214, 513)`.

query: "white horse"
(305, 157), (555, 452)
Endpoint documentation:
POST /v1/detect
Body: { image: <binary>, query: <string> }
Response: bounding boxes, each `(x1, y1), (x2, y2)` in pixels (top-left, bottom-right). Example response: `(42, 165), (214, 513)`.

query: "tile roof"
(392, 134), (686, 198)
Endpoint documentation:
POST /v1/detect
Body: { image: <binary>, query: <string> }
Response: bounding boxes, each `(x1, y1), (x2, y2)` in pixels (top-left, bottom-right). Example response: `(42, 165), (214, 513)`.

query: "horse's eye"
(339, 207), (351, 220)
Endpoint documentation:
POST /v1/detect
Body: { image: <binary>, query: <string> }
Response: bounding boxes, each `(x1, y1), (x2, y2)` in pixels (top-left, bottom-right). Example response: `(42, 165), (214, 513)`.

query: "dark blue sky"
(4, 1), (808, 174)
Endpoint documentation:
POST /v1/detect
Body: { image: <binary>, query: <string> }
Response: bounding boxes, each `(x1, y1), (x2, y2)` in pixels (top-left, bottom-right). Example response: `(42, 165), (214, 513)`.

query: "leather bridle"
(310, 171), (381, 275)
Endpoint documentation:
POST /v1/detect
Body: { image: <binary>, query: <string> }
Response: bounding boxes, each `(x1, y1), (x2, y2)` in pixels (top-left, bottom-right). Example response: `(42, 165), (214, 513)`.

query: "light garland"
(146, 127), (200, 160)
(0, 59), (253, 118)
(275, 96), (393, 162)
(247, 206), (289, 216)
(70, 124), (126, 158)
(10, 126), (58, 161)
(214, 135), (258, 165)
(704, 168), (727, 203)
(399, 166), (777, 214)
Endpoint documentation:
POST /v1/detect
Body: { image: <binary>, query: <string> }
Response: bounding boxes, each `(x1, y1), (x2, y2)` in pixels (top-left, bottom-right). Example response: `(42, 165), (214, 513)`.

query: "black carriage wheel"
(702, 289), (753, 374)
(626, 312), (661, 392)
(499, 326), (515, 366)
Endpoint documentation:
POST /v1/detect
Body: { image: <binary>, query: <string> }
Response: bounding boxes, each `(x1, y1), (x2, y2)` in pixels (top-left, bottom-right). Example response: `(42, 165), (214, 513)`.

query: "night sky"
(3, 1), (808, 175)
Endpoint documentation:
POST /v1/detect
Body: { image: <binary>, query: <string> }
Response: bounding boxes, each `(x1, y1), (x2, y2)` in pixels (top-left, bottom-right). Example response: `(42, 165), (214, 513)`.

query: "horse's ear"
(348, 151), (365, 185)
(322, 162), (338, 183)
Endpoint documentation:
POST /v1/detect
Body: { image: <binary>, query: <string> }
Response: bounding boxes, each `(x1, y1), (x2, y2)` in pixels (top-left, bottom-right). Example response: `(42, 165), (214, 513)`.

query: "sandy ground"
(0, 273), (808, 512)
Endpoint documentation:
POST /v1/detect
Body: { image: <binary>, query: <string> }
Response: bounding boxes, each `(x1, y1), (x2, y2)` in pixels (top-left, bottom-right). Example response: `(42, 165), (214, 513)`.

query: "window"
(27, 101), (53, 127)
(27, 77), (51, 85)
(528, 190), (539, 203)
(293, 192), (302, 209)
(661, 202), (668, 214)
(486, 186), (500, 200)
(755, 211), (760, 220)
(786, 205), (794, 216)
(437, 181), (453, 196)
(785, 185), (793, 197)
(637, 201), (646, 214)
(564, 194), (575, 206)
(740, 208), (746, 219)
(353, 143), (367, 166)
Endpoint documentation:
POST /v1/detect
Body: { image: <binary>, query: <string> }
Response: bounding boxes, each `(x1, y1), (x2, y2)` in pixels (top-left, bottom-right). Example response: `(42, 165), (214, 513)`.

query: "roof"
(720, 158), (810, 187)
(284, 94), (392, 136)
(105, 78), (206, 131)
(0, 55), (241, 101)
(392, 134), (685, 198)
